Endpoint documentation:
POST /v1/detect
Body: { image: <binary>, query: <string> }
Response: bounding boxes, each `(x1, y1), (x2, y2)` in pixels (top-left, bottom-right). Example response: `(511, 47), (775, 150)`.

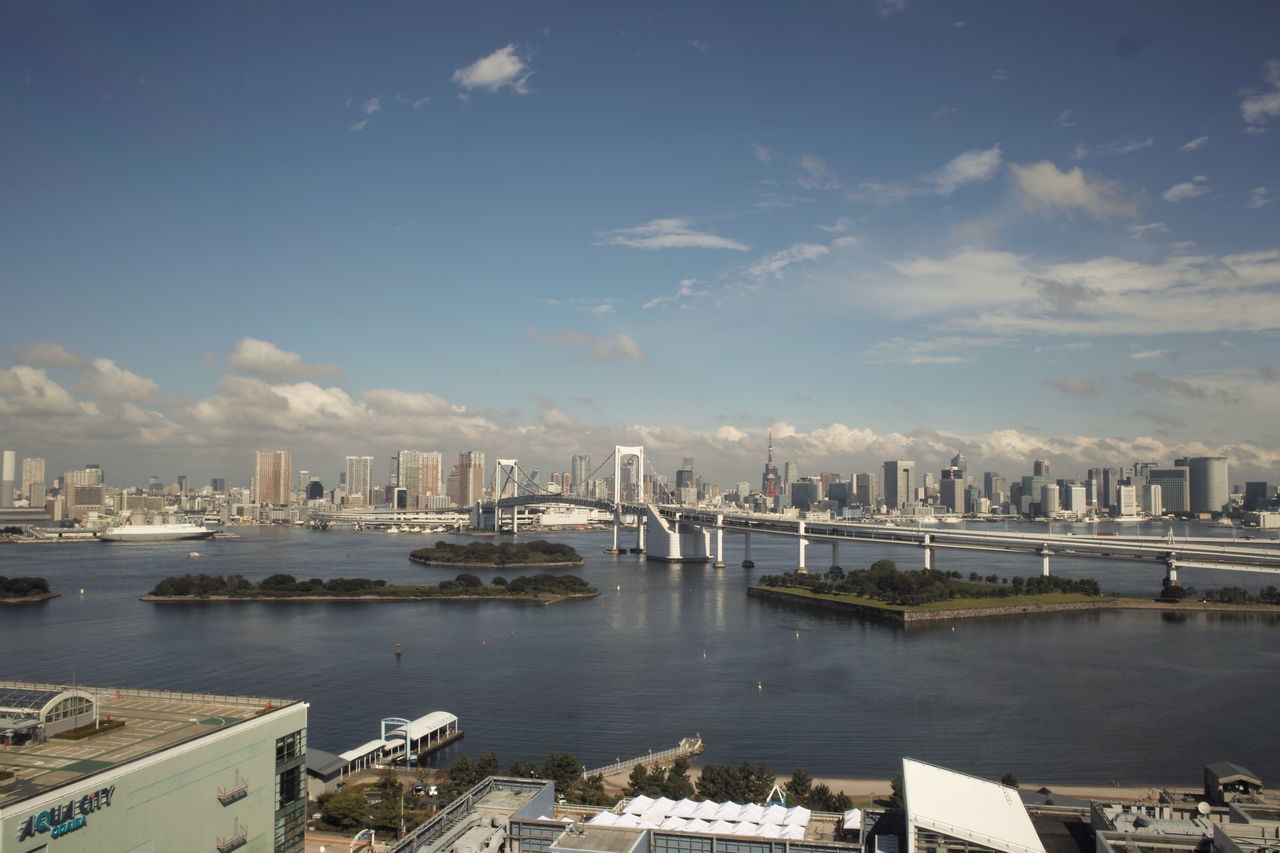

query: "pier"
(583, 736), (705, 779)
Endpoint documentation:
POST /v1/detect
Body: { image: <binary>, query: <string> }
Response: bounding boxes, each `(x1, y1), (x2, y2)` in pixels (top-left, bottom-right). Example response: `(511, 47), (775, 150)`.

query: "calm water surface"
(2, 522), (1278, 786)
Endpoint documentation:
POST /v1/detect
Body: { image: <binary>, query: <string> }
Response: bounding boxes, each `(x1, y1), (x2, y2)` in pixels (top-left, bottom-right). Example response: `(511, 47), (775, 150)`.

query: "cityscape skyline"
(2, 2), (1278, 487)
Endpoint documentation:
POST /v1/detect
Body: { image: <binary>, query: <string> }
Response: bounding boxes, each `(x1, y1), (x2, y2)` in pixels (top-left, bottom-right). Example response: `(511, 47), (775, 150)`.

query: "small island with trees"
(409, 539), (583, 568)
(0, 576), (57, 604)
(143, 572), (598, 605)
(751, 559), (1110, 623)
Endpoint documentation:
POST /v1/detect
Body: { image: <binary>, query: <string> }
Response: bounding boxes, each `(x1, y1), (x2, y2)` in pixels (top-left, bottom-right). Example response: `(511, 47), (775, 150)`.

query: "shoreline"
(408, 555), (584, 569)
(749, 586), (1280, 623)
(0, 592), (60, 605)
(140, 591), (600, 606)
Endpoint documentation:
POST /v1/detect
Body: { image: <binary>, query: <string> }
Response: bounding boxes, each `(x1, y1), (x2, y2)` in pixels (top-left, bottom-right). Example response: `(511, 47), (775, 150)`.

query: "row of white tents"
(584, 795), (814, 837)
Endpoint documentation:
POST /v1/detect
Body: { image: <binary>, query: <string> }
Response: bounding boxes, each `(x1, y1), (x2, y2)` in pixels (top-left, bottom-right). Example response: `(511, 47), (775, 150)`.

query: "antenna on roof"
(765, 784), (787, 807)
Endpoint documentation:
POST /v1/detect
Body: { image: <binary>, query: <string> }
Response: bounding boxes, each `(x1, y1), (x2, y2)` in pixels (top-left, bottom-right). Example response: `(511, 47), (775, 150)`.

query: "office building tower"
(210, 478), (227, 493)
(1180, 456), (1229, 514)
(306, 479), (325, 501)
(253, 451), (292, 506)
(64, 465), (104, 488)
(570, 455), (591, 497)
(1065, 483), (1087, 513)
(855, 473), (876, 506)
(0, 451), (14, 508)
(1039, 484), (1060, 516)
(1033, 459), (1050, 477)
(20, 457), (45, 501)
(790, 479), (819, 511)
(457, 451), (485, 506)
(297, 470), (310, 494)
(1243, 482), (1270, 511)
(1116, 484), (1138, 517)
(344, 456), (374, 506)
(883, 460), (915, 510)
(950, 451), (969, 481)
(1147, 468), (1189, 513)
(782, 461), (799, 491)
(1141, 483), (1163, 516)
(939, 467), (963, 513)
(177, 474), (190, 494)
(391, 450), (443, 509)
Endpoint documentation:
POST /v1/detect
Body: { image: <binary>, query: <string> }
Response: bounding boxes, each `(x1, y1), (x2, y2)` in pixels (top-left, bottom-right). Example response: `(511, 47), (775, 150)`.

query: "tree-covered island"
(0, 576), (56, 603)
(409, 539), (583, 568)
(144, 572), (597, 604)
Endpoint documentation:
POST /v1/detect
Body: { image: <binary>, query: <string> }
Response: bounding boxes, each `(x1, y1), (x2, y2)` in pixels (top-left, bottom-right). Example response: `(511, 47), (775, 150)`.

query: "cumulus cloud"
(746, 242), (830, 280)
(527, 328), (647, 362)
(361, 96), (382, 114)
(597, 218), (748, 251)
(643, 278), (706, 310)
(1128, 222), (1168, 239)
(1162, 176), (1211, 202)
(1010, 160), (1138, 219)
(1180, 136), (1209, 151)
(13, 342), (85, 369)
(80, 358), (159, 401)
(852, 145), (1002, 202)
(1249, 187), (1273, 209)
(451, 44), (532, 94)
(797, 155), (841, 190)
(1045, 373), (1097, 397)
(0, 366), (82, 415)
(1240, 59), (1280, 126)
(228, 338), (345, 381)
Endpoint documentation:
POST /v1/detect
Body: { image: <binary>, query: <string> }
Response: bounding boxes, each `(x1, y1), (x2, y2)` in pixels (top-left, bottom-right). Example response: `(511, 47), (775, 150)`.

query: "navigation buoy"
(951, 625), (956, 632)
(79, 588), (85, 597)
(702, 649), (707, 659)
(395, 644), (402, 657)
(481, 639), (487, 646)
(794, 632), (800, 639)
(616, 585), (621, 591)
(756, 681), (763, 691)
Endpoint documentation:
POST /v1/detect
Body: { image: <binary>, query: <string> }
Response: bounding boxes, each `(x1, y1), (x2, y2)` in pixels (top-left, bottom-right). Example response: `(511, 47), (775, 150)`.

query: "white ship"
(99, 522), (215, 542)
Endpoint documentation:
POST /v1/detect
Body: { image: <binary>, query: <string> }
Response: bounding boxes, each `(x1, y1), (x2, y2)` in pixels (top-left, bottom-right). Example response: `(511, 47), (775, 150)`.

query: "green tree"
(449, 755), (479, 787)
(785, 769), (813, 805)
(1000, 772), (1019, 788)
(888, 774), (904, 809)
(738, 762), (776, 803)
(474, 752), (501, 779)
(508, 761), (542, 778)
(578, 774), (614, 806)
(542, 752), (583, 793)
(662, 758), (695, 799)
(321, 786), (369, 829)
(625, 764), (652, 797)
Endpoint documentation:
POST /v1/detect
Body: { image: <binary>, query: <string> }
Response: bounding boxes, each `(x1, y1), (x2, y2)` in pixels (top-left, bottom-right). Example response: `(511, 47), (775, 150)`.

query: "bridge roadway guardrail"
(656, 507), (1280, 574)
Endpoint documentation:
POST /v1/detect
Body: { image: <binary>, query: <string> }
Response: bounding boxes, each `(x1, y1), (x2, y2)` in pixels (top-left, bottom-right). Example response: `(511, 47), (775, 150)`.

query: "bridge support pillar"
(923, 533), (933, 571)
(742, 532), (754, 569)
(1165, 558), (1179, 586)
(605, 513), (622, 554)
(797, 521), (808, 574)
(713, 518), (725, 568)
(511, 505), (519, 535)
(630, 517), (645, 553)
(830, 541), (841, 572)
(1040, 546), (1052, 577)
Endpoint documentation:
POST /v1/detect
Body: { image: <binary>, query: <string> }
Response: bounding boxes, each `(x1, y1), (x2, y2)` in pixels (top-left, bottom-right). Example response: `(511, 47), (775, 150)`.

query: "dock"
(583, 736), (705, 779)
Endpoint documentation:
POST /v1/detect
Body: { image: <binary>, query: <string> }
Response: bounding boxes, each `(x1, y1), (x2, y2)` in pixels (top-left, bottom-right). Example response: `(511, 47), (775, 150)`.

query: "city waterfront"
(2, 522), (1277, 786)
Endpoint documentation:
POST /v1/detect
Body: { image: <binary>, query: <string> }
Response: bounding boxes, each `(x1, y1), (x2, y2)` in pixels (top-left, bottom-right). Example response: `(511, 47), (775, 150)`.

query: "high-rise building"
(210, 478), (228, 493)
(570, 455), (591, 497)
(297, 470), (310, 495)
(782, 461), (799, 491)
(457, 451), (485, 507)
(1040, 484), (1060, 516)
(1147, 467), (1189, 513)
(1033, 459), (1051, 477)
(1101, 468), (1120, 511)
(790, 479), (819, 510)
(1116, 484), (1138, 517)
(177, 474), (190, 494)
(1243, 482), (1270, 511)
(950, 452), (969, 482)
(1065, 483), (1087, 513)
(64, 465), (104, 488)
(761, 433), (779, 499)
(855, 472), (876, 506)
(939, 467), (963, 513)
(1180, 456), (1229, 514)
(1, 451), (14, 508)
(390, 450), (443, 509)
(883, 460), (915, 510)
(254, 451), (292, 505)
(344, 456), (374, 506)
(1141, 483), (1163, 516)
(20, 457), (45, 502)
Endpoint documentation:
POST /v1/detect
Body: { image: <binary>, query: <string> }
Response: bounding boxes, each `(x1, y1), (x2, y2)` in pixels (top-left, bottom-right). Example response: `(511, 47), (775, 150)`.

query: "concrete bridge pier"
(1166, 557), (1180, 586)
(713, 516), (725, 568)
(605, 512), (623, 554)
(796, 521), (808, 574)
(742, 532), (754, 569)
(830, 541), (841, 572)
(923, 533), (933, 571)
(1040, 545), (1052, 576)
(629, 517), (645, 553)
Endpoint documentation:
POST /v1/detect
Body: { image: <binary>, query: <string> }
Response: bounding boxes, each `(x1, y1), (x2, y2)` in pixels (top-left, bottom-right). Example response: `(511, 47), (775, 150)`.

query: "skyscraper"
(761, 433), (779, 499)
(570, 455), (590, 497)
(855, 472), (876, 506)
(883, 460), (915, 510)
(20, 457), (45, 501)
(254, 451), (292, 505)
(940, 467), (963, 513)
(1, 451), (14, 508)
(345, 456), (375, 506)
(1182, 456), (1229, 514)
(457, 451), (485, 506)
(1148, 467), (1189, 513)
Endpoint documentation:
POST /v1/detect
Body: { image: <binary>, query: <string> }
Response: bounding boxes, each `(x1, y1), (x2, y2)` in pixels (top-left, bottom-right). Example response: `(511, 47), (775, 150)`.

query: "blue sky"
(2, 0), (1279, 488)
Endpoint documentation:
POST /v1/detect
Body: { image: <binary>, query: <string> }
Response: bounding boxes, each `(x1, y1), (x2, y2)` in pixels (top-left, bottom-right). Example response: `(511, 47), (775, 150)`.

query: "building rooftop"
(904, 758), (1047, 853)
(553, 825), (645, 853)
(0, 679), (300, 809)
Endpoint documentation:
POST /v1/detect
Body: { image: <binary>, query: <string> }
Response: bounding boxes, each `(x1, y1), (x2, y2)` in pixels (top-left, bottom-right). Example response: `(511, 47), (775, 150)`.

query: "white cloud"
(1130, 349), (1171, 360)
(643, 278), (707, 310)
(877, 0), (908, 17)
(597, 218), (748, 251)
(1072, 137), (1155, 159)
(746, 242), (831, 280)
(1128, 222), (1168, 239)
(866, 335), (1009, 365)
(412, 97), (430, 110)
(1249, 187), (1273, 210)
(80, 358), (159, 401)
(852, 145), (1002, 202)
(349, 119), (368, 132)
(797, 155), (841, 190)
(689, 39), (711, 52)
(228, 338), (345, 381)
(1180, 136), (1209, 151)
(931, 106), (958, 119)
(527, 328), (647, 362)
(13, 342), (84, 369)
(1010, 160), (1138, 219)
(818, 216), (856, 233)
(1162, 176), (1211, 203)
(754, 144), (772, 163)
(1054, 110), (1075, 128)
(361, 96), (382, 114)
(832, 235), (858, 249)
(1240, 59), (1280, 126)
(451, 44), (532, 94)
(1044, 373), (1097, 397)
(0, 366), (82, 415)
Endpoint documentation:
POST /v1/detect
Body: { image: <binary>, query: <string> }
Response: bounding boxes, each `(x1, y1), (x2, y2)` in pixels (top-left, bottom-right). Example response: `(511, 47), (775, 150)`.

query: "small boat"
(188, 552), (203, 559)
